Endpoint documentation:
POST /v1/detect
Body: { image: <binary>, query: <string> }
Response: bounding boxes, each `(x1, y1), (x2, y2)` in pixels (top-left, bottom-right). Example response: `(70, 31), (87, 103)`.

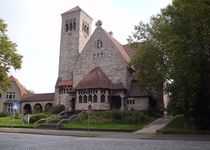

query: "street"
(0, 132), (210, 150)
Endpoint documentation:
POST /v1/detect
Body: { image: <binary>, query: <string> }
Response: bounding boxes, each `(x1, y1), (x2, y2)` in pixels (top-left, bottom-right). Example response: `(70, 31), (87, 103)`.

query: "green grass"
(0, 116), (33, 127)
(160, 115), (210, 134)
(63, 111), (158, 131)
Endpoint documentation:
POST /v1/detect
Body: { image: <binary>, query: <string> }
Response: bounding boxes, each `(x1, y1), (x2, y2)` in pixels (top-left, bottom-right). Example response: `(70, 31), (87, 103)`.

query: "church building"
(53, 6), (159, 111)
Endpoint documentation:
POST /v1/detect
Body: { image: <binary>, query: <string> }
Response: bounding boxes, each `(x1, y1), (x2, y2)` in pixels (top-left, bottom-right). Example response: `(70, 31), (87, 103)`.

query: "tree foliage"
(128, 0), (210, 129)
(0, 19), (22, 90)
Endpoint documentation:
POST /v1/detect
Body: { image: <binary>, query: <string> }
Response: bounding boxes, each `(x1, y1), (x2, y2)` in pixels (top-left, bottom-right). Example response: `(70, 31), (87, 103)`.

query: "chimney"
(109, 31), (113, 36)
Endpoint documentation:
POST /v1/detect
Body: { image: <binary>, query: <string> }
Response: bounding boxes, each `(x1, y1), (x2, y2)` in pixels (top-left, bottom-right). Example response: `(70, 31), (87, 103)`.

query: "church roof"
(76, 67), (110, 89)
(22, 93), (54, 102)
(123, 44), (135, 59)
(9, 76), (26, 98)
(76, 67), (126, 90)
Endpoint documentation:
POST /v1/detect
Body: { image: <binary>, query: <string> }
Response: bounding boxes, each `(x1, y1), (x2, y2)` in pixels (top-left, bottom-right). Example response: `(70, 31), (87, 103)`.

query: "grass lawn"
(64, 122), (146, 131)
(63, 110), (158, 131)
(0, 116), (33, 127)
(160, 115), (210, 134)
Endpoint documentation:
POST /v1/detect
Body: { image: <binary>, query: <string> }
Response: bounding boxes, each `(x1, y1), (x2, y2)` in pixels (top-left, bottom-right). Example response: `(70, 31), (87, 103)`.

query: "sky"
(0, 0), (171, 93)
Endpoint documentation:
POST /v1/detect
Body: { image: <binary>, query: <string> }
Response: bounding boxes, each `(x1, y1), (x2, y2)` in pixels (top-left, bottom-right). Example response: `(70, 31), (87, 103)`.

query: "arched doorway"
(45, 103), (52, 113)
(111, 96), (121, 110)
(71, 98), (75, 112)
(23, 104), (32, 114)
(34, 103), (43, 113)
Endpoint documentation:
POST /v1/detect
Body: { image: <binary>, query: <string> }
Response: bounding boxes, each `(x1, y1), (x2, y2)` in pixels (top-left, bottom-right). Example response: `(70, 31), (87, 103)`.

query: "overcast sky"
(0, 0), (171, 93)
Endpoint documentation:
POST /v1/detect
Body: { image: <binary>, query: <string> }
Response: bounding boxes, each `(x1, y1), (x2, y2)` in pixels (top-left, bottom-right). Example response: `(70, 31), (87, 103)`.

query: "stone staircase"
(36, 111), (82, 129)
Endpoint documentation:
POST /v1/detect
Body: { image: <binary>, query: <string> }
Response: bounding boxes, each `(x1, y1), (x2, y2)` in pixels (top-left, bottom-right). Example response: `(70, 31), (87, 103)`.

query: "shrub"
(51, 105), (65, 114)
(0, 112), (7, 117)
(29, 113), (48, 123)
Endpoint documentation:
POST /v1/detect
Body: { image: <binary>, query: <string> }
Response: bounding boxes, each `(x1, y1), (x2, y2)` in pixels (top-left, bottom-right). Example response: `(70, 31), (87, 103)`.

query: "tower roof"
(61, 6), (93, 20)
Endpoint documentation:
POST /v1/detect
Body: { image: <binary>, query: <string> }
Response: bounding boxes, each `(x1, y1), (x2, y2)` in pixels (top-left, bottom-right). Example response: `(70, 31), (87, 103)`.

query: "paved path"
(135, 116), (174, 134)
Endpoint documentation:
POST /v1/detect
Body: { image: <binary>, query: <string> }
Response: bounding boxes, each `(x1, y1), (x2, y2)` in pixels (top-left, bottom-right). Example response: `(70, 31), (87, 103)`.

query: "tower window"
(70, 23), (73, 31)
(73, 22), (76, 30)
(65, 24), (69, 32)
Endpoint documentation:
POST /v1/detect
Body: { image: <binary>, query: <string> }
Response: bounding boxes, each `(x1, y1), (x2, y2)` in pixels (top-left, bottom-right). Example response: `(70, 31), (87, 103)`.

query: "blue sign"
(13, 102), (20, 110)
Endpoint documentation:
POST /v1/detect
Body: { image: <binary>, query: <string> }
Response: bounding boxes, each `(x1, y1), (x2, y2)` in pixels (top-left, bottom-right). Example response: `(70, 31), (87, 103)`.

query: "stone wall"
(126, 97), (149, 111)
(73, 27), (128, 89)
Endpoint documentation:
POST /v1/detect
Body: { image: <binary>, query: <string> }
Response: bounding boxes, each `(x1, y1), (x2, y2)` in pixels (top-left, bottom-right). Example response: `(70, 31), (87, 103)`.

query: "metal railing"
(33, 111), (66, 128)
(56, 111), (84, 129)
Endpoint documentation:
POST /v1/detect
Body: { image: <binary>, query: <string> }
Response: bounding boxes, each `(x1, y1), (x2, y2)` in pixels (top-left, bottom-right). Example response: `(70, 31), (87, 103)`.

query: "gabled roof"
(9, 76), (26, 98)
(76, 67), (110, 89)
(22, 93), (54, 102)
(123, 44), (135, 59)
(76, 67), (126, 90)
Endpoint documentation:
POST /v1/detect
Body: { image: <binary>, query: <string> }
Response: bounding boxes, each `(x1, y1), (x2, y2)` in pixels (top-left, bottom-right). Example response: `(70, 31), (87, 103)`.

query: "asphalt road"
(0, 132), (210, 150)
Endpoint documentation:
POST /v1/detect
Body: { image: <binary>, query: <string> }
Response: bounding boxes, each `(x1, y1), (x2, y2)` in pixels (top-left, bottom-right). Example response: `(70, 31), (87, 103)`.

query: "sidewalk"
(135, 116), (174, 134)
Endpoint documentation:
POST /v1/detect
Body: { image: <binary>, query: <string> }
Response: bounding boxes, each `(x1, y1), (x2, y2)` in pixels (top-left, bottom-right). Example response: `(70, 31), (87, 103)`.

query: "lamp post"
(87, 101), (92, 135)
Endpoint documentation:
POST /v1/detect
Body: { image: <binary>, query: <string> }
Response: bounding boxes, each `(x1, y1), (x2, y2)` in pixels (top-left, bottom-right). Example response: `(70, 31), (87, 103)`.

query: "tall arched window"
(65, 24), (69, 32)
(84, 95), (87, 103)
(88, 95), (92, 103)
(70, 23), (73, 31)
(73, 22), (76, 30)
(79, 95), (82, 103)
(96, 39), (103, 49)
(93, 94), (97, 103)
(101, 94), (105, 103)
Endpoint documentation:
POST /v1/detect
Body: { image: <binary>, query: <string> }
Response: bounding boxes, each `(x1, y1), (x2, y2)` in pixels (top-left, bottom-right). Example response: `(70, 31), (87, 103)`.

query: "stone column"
(121, 95), (125, 110)
(76, 91), (79, 103)
(97, 90), (101, 103)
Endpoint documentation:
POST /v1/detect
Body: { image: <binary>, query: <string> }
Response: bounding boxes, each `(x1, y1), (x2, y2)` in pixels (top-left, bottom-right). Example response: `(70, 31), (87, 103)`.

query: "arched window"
(79, 95), (82, 103)
(96, 39), (103, 48)
(70, 23), (73, 31)
(87, 26), (89, 35)
(88, 95), (92, 103)
(93, 94), (97, 103)
(101, 94), (105, 103)
(73, 22), (76, 30)
(84, 95), (87, 103)
(65, 24), (69, 32)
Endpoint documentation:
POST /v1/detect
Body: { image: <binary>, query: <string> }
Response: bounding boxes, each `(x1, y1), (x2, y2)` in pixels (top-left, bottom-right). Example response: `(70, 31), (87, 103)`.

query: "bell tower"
(58, 6), (92, 81)
(55, 6), (92, 108)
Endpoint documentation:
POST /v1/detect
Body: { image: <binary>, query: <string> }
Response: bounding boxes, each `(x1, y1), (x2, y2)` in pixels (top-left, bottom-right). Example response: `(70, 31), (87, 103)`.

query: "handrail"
(56, 111), (84, 129)
(34, 118), (47, 128)
(34, 111), (66, 128)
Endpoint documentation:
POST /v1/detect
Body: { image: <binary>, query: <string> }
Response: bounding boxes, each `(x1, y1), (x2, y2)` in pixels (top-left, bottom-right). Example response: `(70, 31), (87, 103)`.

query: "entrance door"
(71, 98), (76, 112)
(110, 96), (121, 110)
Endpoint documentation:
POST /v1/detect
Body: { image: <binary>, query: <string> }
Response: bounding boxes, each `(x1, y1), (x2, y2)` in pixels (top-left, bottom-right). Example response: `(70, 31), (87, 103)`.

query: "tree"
(128, 0), (210, 129)
(0, 19), (22, 90)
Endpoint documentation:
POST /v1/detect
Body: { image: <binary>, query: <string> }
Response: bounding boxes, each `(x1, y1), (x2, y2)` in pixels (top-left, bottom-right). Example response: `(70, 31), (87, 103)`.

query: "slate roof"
(76, 67), (125, 90)
(9, 76), (26, 98)
(22, 93), (54, 102)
